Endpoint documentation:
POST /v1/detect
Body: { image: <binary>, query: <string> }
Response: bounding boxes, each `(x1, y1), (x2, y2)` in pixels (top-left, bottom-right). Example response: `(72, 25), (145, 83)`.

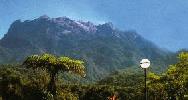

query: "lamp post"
(140, 59), (150, 100)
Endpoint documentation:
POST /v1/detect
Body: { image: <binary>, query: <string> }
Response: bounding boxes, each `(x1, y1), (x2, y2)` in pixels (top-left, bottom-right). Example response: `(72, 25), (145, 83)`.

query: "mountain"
(0, 15), (175, 81)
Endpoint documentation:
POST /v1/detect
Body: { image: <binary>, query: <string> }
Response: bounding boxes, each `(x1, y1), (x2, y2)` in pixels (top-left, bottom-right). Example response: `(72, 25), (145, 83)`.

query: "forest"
(0, 52), (188, 100)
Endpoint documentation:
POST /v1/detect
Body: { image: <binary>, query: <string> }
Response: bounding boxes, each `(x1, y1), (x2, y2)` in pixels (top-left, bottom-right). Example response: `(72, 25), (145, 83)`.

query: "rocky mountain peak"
(0, 16), (174, 81)
(39, 15), (50, 19)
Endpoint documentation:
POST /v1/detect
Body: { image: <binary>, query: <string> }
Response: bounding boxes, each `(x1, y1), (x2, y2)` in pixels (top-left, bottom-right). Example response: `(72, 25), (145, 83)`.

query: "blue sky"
(0, 0), (188, 51)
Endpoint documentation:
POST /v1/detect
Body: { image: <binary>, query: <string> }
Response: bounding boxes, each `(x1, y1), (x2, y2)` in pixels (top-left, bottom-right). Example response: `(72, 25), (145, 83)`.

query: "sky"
(0, 0), (188, 51)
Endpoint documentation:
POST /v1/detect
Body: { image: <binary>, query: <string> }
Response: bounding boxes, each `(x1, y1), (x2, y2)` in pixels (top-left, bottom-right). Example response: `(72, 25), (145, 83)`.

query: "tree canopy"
(23, 54), (85, 77)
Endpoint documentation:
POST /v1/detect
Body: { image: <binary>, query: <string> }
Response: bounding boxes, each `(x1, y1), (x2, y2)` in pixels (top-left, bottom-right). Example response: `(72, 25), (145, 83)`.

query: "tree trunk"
(1, 76), (10, 100)
(48, 73), (57, 96)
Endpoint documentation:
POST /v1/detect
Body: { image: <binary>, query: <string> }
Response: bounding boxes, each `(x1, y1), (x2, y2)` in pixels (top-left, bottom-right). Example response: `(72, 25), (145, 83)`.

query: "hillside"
(0, 15), (175, 81)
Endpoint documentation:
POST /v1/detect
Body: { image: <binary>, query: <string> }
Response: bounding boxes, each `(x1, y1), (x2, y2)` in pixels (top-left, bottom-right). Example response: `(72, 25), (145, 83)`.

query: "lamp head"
(140, 59), (150, 68)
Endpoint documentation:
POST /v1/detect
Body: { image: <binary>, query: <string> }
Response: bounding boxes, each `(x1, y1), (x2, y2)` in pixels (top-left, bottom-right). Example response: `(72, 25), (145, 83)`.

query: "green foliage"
(0, 65), (116, 100)
(98, 68), (144, 87)
(98, 52), (188, 99)
(165, 52), (188, 99)
(147, 52), (188, 99)
(0, 54), (86, 100)
(23, 54), (85, 96)
(23, 54), (85, 76)
(0, 65), (50, 100)
(61, 84), (116, 100)
(98, 69), (146, 99)
(0, 52), (187, 100)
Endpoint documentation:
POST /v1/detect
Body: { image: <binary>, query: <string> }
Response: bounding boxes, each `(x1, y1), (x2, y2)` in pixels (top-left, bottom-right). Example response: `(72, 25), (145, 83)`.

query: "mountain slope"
(0, 15), (175, 81)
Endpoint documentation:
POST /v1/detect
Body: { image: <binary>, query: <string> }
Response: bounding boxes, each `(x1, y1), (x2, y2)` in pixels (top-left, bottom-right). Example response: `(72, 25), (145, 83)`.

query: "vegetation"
(147, 52), (188, 99)
(98, 52), (188, 99)
(23, 54), (85, 96)
(0, 54), (86, 100)
(0, 52), (188, 100)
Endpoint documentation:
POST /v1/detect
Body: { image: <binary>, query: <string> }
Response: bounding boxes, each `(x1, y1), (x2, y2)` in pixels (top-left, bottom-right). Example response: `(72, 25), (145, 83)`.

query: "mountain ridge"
(0, 15), (175, 81)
